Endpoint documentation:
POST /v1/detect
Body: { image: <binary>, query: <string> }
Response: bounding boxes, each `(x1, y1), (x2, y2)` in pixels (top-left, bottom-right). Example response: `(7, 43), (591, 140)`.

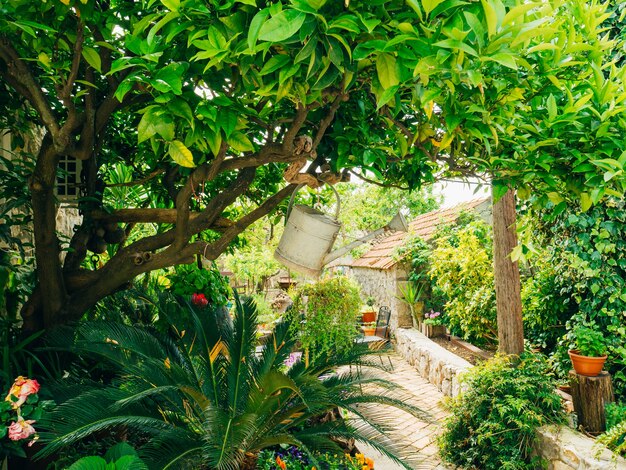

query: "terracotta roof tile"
(350, 197), (490, 270)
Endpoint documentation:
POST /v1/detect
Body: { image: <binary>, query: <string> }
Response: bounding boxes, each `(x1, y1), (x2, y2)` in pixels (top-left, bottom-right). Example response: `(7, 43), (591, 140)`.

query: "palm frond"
(225, 294), (258, 416)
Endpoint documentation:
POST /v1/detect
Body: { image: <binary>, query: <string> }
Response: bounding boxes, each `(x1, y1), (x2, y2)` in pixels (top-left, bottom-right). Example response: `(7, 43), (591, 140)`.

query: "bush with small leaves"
(438, 353), (564, 470)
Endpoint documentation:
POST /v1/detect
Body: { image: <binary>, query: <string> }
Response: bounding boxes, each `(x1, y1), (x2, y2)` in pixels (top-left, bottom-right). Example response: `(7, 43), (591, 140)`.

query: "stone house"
(343, 197), (492, 331)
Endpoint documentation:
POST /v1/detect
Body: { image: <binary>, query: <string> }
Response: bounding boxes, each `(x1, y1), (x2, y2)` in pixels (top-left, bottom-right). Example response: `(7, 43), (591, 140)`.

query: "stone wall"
(347, 266), (412, 330)
(535, 425), (626, 469)
(395, 329), (626, 469)
(395, 328), (471, 397)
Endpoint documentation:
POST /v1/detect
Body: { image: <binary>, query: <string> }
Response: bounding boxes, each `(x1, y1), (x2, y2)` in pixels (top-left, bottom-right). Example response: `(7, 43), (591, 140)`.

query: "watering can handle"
(286, 183), (341, 220)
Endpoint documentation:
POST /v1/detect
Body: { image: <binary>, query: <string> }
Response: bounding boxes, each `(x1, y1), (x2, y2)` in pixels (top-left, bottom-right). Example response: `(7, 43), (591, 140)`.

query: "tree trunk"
(30, 136), (67, 329)
(492, 187), (524, 355)
(569, 370), (614, 433)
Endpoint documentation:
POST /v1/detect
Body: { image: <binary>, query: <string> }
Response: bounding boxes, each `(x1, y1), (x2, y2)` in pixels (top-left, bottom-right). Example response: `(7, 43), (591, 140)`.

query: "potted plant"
(361, 296), (376, 323)
(568, 325), (608, 377)
(361, 321), (377, 336)
(422, 309), (446, 338)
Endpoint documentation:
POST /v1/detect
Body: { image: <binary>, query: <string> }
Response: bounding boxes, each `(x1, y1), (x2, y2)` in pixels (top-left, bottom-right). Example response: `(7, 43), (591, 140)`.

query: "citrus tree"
(1, 0), (626, 336)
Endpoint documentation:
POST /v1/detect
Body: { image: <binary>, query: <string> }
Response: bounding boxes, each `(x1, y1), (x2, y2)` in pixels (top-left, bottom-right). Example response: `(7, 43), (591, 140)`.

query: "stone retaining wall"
(394, 327), (626, 469)
(535, 425), (626, 469)
(394, 328), (471, 397)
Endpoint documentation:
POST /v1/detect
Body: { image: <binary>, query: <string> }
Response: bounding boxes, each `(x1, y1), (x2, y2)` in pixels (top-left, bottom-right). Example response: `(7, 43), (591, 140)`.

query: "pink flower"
(191, 293), (209, 307)
(5, 376), (40, 409)
(8, 417), (36, 441)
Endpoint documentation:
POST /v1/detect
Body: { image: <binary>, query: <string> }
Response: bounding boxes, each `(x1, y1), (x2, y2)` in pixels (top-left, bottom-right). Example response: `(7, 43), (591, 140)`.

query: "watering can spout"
(322, 211), (409, 265)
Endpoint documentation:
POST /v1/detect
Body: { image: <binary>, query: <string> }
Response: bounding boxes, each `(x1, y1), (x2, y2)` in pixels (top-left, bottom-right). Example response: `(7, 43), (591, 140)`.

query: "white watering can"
(274, 184), (409, 277)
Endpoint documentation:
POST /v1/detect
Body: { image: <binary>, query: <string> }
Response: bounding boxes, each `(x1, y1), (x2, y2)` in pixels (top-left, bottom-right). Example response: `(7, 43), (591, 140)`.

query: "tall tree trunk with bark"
(492, 186), (524, 355)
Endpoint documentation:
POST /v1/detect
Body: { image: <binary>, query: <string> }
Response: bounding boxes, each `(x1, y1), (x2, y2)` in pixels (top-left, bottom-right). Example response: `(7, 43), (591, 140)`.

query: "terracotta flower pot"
(568, 350), (607, 377)
(361, 311), (376, 323)
(362, 326), (376, 336)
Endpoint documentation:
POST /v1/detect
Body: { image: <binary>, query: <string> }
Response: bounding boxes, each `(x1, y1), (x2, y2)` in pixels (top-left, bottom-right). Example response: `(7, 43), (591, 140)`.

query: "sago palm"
(38, 294), (430, 469)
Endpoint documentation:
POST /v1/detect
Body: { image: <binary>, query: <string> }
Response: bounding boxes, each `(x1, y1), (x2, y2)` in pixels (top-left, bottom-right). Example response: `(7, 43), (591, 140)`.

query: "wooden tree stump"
(569, 370), (614, 433)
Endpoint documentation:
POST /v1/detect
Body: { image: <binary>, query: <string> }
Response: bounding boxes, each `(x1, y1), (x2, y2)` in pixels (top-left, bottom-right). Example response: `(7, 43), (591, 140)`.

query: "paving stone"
(349, 353), (454, 470)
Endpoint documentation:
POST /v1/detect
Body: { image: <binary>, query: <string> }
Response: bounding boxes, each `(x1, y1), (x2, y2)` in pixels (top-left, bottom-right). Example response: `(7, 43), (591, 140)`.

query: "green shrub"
(39, 294), (426, 469)
(252, 292), (281, 326)
(290, 276), (362, 357)
(166, 262), (230, 305)
(598, 402), (626, 456)
(521, 200), (626, 399)
(438, 353), (564, 470)
(428, 218), (497, 346)
(66, 443), (147, 470)
(570, 325), (607, 357)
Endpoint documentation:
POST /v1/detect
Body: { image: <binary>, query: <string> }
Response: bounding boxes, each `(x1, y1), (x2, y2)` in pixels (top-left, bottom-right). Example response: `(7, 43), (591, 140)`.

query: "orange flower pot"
(362, 326), (376, 336)
(568, 350), (607, 377)
(361, 311), (376, 323)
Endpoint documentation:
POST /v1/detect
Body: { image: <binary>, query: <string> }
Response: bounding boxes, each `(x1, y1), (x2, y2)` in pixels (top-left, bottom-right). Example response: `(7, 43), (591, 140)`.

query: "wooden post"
(492, 187), (524, 355)
(569, 370), (615, 433)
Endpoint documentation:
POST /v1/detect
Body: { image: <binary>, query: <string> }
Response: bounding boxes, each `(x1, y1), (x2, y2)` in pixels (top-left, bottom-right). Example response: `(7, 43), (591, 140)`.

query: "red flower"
(191, 293), (208, 307)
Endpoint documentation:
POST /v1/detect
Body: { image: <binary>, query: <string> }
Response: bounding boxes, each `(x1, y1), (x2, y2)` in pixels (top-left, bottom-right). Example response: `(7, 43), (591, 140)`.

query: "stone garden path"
(352, 353), (453, 470)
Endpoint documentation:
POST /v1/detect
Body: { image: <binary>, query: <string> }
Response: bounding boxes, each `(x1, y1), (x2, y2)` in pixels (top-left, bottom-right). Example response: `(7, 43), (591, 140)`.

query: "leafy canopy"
(2, 0), (626, 196)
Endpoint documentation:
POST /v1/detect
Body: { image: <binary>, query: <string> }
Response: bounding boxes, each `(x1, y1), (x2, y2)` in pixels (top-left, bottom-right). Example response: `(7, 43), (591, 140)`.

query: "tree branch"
(0, 37), (60, 140)
(281, 103), (308, 153)
(91, 208), (233, 229)
(174, 143), (230, 247)
(312, 92), (346, 149)
(105, 169), (165, 188)
(198, 183), (297, 259)
(57, 19), (84, 108)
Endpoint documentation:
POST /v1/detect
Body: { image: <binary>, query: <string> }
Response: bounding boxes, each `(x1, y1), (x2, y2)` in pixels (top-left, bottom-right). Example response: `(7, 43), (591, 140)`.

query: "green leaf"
(376, 85), (399, 109)
(138, 109), (175, 143)
(152, 63), (184, 95)
(547, 192), (564, 205)
(67, 456), (108, 470)
(219, 110), (238, 138)
(160, 0), (180, 11)
(481, 0), (498, 37)
(113, 456), (148, 470)
(376, 53), (399, 89)
(114, 80), (134, 102)
(138, 109), (158, 143)
(434, 39), (479, 57)
(502, 3), (537, 26)
(82, 47), (102, 73)
(492, 183), (509, 201)
(546, 94), (557, 120)
(483, 53), (517, 70)
(248, 9), (269, 49)
(305, 0), (327, 9)
(227, 131), (255, 152)
(260, 55), (291, 75)
(168, 98), (194, 124)
(104, 443), (138, 462)
(38, 52), (51, 68)
(206, 130), (223, 157)
(258, 10), (307, 42)
(169, 140), (195, 167)
(580, 192), (592, 212)
(421, 0), (444, 16)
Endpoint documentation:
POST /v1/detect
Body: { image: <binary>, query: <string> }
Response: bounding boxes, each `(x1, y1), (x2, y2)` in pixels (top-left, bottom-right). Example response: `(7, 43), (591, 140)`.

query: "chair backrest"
(375, 306), (391, 338)
(376, 306), (391, 327)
